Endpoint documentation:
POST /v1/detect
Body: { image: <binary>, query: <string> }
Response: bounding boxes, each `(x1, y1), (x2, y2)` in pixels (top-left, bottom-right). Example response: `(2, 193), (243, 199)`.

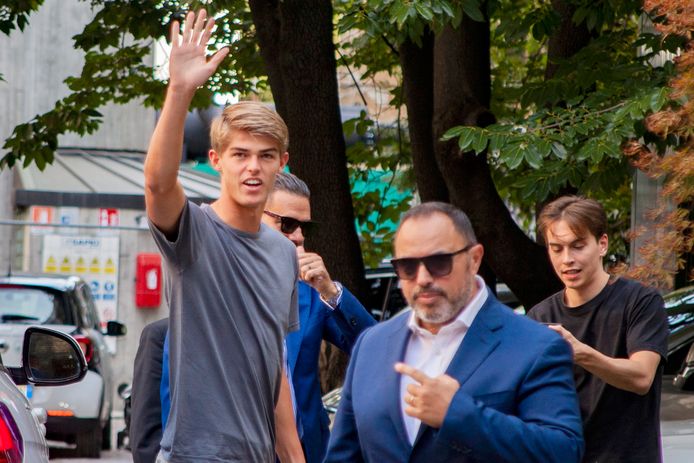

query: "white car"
(0, 275), (126, 458)
(0, 326), (87, 462)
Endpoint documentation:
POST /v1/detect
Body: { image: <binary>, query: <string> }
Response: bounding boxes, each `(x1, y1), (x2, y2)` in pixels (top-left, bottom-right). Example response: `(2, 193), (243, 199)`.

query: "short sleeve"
(626, 287), (668, 359)
(148, 200), (202, 270)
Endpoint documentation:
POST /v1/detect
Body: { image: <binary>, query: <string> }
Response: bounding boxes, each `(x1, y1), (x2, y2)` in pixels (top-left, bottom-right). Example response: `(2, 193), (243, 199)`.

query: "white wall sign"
(41, 235), (120, 350)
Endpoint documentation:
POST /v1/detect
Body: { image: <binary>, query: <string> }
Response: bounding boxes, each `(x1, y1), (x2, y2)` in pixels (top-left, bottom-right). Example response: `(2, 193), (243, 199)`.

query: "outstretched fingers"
(191, 9), (207, 46)
(200, 16), (216, 48)
(181, 10), (195, 44)
(208, 47), (230, 69)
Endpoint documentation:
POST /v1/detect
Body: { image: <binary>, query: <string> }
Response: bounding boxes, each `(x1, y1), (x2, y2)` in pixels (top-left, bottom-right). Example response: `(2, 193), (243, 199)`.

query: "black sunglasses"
(390, 244), (476, 280)
(263, 210), (316, 235)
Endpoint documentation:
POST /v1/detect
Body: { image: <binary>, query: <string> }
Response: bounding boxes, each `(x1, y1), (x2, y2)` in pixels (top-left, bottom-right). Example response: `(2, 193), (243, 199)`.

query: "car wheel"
(101, 414), (112, 450)
(75, 427), (102, 458)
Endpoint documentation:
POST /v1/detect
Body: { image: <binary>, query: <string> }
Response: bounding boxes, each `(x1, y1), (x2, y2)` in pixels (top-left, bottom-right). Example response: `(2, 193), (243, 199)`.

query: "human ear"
(208, 149), (222, 172)
(279, 151), (289, 169)
(598, 234), (608, 257)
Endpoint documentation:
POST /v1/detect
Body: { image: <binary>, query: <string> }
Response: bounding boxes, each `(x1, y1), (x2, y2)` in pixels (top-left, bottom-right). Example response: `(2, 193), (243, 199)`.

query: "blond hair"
(210, 101), (289, 153)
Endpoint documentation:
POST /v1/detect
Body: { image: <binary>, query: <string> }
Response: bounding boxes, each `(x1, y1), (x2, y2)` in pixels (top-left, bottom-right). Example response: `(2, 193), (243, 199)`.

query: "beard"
(411, 282), (474, 325)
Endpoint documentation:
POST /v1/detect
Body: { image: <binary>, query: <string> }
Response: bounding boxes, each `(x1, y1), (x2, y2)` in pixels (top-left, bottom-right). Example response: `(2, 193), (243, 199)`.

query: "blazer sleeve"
(437, 336), (584, 463)
(324, 332), (367, 463)
(323, 287), (376, 353)
(130, 318), (168, 463)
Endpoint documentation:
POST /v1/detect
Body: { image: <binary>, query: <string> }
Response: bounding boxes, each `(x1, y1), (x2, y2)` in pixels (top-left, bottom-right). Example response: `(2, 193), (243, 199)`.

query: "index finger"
(296, 245), (306, 258)
(395, 362), (430, 384)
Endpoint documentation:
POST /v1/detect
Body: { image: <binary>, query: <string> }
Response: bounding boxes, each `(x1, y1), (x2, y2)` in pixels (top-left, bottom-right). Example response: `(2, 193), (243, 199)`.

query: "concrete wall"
(1, 0), (160, 415)
(0, 0), (155, 151)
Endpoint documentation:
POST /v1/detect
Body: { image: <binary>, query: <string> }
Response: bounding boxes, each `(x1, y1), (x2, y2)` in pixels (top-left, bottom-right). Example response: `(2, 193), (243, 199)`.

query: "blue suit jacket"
(286, 281), (375, 463)
(326, 293), (584, 463)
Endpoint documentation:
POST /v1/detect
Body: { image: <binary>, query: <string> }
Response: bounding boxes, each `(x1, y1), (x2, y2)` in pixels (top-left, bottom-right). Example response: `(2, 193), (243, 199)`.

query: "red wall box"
(135, 253), (161, 308)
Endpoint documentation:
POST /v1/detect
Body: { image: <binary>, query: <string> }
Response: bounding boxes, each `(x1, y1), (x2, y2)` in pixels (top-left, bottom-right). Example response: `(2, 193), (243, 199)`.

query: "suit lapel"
(413, 297), (503, 446)
(287, 282), (313, 372)
(445, 300), (502, 388)
(384, 314), (415, 451)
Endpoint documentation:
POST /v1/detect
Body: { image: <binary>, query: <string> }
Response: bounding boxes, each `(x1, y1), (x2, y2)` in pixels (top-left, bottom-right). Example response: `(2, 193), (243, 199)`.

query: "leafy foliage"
(1, 0), (264, 169)
(623, 0), (694, 288)
(343, 111), (414, 267)
(0, 0), (44, 35)
(2, 0), (690, 274)
(442, 2), (680, 252)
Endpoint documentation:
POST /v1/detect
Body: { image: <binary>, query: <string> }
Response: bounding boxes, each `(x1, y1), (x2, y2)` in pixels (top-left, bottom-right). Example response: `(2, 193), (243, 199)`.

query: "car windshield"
(0, 285), (68, 324)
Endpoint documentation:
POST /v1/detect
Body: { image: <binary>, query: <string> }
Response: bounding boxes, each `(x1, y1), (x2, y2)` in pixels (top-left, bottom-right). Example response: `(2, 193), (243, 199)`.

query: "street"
(50, 415), (132, 462)
(50, 449), (132, 462)
(48, 376), (694, 462)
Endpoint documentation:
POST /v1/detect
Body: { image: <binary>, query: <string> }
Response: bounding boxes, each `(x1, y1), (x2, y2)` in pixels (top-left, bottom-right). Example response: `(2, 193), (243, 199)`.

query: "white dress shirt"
(400, 275), (488, 444)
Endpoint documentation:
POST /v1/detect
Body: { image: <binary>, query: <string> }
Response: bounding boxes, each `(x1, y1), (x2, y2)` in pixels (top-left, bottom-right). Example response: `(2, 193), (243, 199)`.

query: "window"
(0, 286), (68, 324)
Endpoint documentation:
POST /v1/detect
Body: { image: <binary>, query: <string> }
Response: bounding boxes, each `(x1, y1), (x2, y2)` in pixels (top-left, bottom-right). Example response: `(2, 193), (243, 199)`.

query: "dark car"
(665, 285), (694, 389)
(0, 274), (126, 457)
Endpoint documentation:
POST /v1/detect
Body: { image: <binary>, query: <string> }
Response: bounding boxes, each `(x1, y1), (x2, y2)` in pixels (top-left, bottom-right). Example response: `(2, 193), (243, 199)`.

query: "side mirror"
(105, 320), (127, 337)
(14, 327), (88, 386)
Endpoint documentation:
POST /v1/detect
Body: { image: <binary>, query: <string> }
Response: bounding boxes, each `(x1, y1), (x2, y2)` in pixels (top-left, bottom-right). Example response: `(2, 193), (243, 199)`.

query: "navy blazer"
(326, 292), (584, 463)
(286, 281), (375, 463)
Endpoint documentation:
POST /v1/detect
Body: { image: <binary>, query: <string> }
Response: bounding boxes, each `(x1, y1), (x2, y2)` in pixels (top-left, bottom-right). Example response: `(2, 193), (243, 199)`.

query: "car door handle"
(0, 340), (7, 353)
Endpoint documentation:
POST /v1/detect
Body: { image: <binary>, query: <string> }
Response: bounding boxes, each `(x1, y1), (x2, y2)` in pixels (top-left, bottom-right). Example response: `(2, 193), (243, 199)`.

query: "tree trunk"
(400, 30), (449, 203)
(545, 0), (593, 80)
(249, 0), (367, 390)
(249, 0), (287, 117)
(430, 11), (561, 308)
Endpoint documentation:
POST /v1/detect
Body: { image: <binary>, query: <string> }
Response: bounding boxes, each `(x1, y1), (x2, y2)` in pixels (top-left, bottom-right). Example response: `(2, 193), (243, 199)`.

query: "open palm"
(169, 10), (229, 90)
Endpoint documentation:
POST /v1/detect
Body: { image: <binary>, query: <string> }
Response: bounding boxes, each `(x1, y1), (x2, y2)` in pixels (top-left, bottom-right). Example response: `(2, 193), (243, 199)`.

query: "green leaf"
(536, 139), (552, 158)
(391, 2), (412, 27)
(439, 0), (456, 18)
(650, 87), (669, 112)
(472, 131), (488, 154)
(83, 109), (103, 117)
(551, 142), (567, 160)
(456, 128), (477, 152)
(414, 3), (434, 21)
(524, 145), (542, 169)
(505, 145), (524, 169)
(461, 0), (485, 22)
(442, 125), (466, 140)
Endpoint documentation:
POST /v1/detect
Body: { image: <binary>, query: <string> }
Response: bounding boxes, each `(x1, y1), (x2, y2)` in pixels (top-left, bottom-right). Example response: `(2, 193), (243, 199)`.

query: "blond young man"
(144, 10), (303, 463)
(529, 196), (668, 463)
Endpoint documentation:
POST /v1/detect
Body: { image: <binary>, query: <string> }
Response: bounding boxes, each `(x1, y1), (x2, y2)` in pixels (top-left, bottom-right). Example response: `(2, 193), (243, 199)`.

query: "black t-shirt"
(529, 277), (668, 463)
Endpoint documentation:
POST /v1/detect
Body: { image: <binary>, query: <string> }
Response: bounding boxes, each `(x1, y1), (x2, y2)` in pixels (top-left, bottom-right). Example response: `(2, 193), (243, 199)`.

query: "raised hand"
(297, 246), (339, 301)
(169, 9), (229, 92)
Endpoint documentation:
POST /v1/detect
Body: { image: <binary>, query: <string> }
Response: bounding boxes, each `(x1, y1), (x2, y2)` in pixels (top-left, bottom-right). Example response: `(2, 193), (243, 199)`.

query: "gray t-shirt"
(150, 201), (299, 462)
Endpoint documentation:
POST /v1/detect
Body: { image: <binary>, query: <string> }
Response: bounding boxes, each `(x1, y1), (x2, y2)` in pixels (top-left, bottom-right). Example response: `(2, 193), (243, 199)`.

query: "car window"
(0, 285), (69, 324)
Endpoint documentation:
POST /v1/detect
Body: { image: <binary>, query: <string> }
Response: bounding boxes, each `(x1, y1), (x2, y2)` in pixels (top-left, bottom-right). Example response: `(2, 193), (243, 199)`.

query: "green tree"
(1, 0), (684, 307)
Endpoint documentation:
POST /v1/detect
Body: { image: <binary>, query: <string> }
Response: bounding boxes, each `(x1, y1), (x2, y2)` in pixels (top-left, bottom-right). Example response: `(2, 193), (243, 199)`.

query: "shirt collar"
(407, 275), (488, 335)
